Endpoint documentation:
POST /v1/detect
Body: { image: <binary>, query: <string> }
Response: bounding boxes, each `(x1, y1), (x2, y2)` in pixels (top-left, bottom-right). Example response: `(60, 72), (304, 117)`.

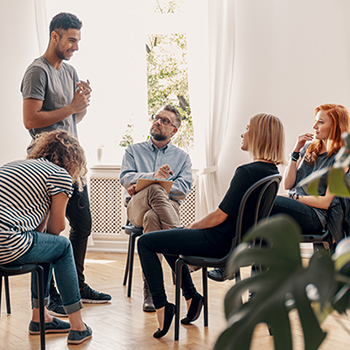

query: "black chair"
(0, 264), (46, 350)
(122, 220), (177, 297)
(302, 195), (350, 254)
(122, 221), (144, 297)
(302, 228), (335, 254)
(174, 174), (282, 340)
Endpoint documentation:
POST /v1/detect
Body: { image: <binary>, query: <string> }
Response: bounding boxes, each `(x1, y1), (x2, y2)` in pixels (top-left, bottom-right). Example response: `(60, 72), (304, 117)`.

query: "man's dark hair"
(49, 12), (82, 35)
(162, 105), (181, 128)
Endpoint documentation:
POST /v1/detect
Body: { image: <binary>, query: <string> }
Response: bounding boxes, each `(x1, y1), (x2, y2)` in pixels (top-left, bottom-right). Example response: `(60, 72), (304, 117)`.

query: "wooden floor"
(1, 252), (350, 350)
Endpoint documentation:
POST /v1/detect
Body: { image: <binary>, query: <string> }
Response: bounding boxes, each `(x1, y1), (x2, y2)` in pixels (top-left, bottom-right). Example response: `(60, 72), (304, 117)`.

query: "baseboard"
(88, 238), (315, 259)
(87, 239), (128, 253)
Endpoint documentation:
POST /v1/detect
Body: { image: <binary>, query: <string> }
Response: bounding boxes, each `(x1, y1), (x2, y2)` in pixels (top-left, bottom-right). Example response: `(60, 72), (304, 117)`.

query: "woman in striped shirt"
(0, 130), (92, 344)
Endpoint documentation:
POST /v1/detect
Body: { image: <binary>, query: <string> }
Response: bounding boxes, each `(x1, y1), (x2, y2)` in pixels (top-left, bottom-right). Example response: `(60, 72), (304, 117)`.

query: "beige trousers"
(128, 184), (180, 292)
(127, 183), (180, 233)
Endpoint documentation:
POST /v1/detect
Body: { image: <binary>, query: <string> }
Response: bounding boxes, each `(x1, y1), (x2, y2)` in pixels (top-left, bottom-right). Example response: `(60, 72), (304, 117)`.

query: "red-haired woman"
(271, 103), (350, 237)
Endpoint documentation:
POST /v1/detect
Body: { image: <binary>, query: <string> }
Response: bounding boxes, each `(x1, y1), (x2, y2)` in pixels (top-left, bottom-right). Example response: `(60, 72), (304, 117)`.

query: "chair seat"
(0, 264), (40, 275)
(302, 229), (329, 242)
(180, 255), (228, 268)
(0, 263), (46, 349)
(122, 224), (143, 236)
(302, 229), (336, 253)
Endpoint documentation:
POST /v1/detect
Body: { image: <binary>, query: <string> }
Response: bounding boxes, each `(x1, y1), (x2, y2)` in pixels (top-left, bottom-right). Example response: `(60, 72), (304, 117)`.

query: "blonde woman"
(0, 130), (92, 344)
(137, 113), (285, 338)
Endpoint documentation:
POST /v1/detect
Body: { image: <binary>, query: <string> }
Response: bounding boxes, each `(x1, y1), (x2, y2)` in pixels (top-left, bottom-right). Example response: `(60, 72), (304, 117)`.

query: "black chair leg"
(172, 270), (176, 285)
(0, 276), (2, 315)
(174, 258), (183, 341)
(202, 268), (208, 327)
(127, 233), (137, 297)
(123, 235), (132, 286)
(4, 276), (11, 314)
(36, 265), (46, 350)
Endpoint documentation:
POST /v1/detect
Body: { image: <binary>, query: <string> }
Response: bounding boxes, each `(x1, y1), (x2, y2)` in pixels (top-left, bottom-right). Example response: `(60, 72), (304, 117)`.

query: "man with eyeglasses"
(120, 104), (192, 312)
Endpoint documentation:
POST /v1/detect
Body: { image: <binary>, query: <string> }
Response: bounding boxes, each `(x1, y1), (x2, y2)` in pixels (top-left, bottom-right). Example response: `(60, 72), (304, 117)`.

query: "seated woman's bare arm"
(46, 193), (69, 235)
(185, 208), (228, 230)
(281, 187), (335, 210)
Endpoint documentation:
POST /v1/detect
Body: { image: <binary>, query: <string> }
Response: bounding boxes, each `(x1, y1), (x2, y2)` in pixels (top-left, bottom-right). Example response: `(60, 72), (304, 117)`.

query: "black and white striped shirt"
(0, 158), (73, 264)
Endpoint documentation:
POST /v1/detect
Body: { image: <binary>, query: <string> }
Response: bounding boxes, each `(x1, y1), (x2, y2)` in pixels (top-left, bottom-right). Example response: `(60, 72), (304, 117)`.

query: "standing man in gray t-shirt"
(20, 12), (111, 316)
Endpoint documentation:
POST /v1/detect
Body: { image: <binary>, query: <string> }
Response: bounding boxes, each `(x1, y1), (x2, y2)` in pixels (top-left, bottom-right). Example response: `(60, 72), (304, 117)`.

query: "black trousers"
(65, 184), (92, 288)
(50, 184), (92, 296)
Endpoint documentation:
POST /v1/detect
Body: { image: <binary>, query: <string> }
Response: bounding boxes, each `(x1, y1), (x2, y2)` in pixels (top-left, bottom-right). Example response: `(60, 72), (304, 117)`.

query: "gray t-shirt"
(20, 56), (79, 139)
(290, 142), (337, 228)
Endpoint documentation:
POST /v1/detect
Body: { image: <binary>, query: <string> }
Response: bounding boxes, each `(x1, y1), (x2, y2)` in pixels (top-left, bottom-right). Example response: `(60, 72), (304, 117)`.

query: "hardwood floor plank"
(0, 252), (349, 349)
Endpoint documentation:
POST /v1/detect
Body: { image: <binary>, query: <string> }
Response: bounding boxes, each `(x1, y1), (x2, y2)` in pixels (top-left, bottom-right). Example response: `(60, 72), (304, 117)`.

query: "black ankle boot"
(143, 279), (155, 312)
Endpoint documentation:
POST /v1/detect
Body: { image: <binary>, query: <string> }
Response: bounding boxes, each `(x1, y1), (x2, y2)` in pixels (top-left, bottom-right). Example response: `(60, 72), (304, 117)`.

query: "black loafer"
(181, 292), (203, 325)
(29, 317), (70, 335)
(153, 303), (175, 338)
(207, 268), (235, 282)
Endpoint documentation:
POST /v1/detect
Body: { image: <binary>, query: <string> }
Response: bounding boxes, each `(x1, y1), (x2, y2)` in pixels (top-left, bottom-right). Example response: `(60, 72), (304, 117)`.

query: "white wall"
(0, 0), (152, 167)
(2, 0), (350, 204)
(0, 0), (37, 165)
(217, 0), (350, 196)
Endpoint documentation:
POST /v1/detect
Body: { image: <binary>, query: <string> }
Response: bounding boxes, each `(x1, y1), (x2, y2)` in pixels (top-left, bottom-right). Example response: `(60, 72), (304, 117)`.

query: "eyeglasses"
(151, 115), (177, 128)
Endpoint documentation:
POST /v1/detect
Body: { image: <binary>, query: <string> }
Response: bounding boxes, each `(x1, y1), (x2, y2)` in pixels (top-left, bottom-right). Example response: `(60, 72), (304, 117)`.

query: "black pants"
(271, 195), (324, 234)
(137, 227), (230, 309)
(65, 184), (92, 288)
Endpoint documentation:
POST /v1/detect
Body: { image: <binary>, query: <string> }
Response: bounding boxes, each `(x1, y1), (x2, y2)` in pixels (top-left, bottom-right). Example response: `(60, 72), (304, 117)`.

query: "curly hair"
(27, 130), (87, 191)
(305, 104), (350, 163)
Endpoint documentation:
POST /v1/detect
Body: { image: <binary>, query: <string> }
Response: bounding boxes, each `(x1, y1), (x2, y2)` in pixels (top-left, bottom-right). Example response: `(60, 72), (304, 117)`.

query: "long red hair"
(305, 104), (350, 163)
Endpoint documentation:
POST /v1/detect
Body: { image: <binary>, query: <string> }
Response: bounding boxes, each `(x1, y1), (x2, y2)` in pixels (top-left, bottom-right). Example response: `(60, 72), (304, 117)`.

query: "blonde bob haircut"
(248, 113), (285, 165)
(27, 130), (87, 191)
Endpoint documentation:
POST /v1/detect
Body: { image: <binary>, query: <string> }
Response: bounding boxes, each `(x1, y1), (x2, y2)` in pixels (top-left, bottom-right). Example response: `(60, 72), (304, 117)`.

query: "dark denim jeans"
(8, 231), (83, 314)
(66, 184), (92, 288)
(271, 195), (324, 234)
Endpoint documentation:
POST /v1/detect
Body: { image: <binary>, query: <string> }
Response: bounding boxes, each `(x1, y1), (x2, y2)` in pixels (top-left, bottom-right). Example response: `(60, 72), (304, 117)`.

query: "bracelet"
(290, 151), (300, 162)
(289, 193), (300, 201)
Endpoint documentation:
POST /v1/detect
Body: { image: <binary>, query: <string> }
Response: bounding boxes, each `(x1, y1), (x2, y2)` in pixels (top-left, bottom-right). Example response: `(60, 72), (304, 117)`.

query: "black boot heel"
(153, 303), (176, 339)
(181, 292), (203, 325)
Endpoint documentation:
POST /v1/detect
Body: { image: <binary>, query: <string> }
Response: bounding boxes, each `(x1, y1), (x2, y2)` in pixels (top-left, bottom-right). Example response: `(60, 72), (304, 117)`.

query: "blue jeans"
(7, 231), (83, 314)
(271, 196), (324, 234)
(137, 227), (230, 309)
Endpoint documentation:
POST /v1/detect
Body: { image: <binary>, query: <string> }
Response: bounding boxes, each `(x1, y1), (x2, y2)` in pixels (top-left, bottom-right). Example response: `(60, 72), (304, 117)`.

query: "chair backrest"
(232, 174), (282, 252)
(179, 174), (281, 267)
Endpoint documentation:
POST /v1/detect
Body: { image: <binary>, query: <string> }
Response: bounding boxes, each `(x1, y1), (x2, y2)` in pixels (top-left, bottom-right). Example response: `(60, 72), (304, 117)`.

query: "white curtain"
(199, 0), (236, 214)
(34, 0), (48, 54)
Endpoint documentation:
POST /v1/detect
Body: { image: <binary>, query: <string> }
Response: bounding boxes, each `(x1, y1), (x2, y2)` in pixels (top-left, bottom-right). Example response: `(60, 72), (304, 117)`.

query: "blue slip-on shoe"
(67, 324), (92, 344)
(29, 317), (70, 335)
(47, 297), (67, 317)
(80, 283), (111, 303)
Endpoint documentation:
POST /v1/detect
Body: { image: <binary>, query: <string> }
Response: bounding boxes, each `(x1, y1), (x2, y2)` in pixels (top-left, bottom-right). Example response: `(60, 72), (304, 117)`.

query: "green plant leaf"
(328, 168), (350, 197)
(215, 215), (336, 350)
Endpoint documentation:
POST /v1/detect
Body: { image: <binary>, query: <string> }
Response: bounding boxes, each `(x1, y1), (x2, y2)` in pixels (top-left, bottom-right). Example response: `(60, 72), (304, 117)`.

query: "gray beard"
(150, 130), (167, 141)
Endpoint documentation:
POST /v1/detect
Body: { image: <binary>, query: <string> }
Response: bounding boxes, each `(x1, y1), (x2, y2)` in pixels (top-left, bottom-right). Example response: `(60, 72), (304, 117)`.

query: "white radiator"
(89, 165), (198, 236)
